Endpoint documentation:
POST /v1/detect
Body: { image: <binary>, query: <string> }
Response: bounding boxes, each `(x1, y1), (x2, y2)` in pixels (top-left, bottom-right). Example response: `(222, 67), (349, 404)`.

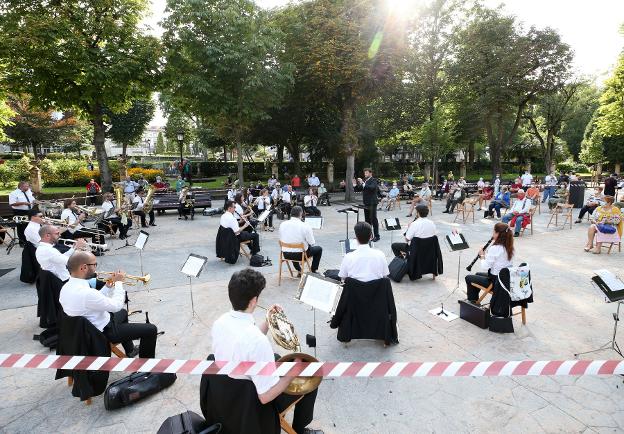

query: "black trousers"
(274, 387), (318, 434)
(578, 205), (597, 219)
(88, 196), (97, 206)
(103, 310), (158, 358)
(363, 203), (379, 238)
(99, 217), (130, 238)
(254, 206), (273, 228)
(239, 231), (260, 254)
(304, 206), (321, 217)
(133, 210), (155, 226)
(283, 246), (323, 272)
(391, 242), (408, 258)
(281, 203), (292, 219)
(465, 272), (492, 302)
(445, 198), (461, 212)
(13, 209), (29, 244)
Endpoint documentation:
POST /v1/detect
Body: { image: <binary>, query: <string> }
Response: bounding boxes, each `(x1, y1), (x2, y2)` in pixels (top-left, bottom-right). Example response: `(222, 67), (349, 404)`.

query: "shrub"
(557, 160), (588, 174)
(127, 167), (165, 182)
(13, 155), (32, 181)
(0, 163), (14, 187)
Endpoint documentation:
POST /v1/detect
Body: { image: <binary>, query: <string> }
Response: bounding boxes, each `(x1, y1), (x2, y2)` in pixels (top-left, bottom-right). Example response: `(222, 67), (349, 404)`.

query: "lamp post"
(144, 138), (151, 155)
(177, 131), (185, 165)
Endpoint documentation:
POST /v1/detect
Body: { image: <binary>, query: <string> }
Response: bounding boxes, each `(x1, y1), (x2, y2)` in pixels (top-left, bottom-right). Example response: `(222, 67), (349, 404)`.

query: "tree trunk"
(615, 162), (621, 175)
(345, 154), (355, 202)
(468, 142), (475, 165)
(341, 99), (358, 202)
(485, 120), (501, 179)
(223, 144), (227, 162)
(235, 135), (244, 186)
(90, 106), (112, 192)
(545, 131), (556, 175)
(277, 144), (284, 163)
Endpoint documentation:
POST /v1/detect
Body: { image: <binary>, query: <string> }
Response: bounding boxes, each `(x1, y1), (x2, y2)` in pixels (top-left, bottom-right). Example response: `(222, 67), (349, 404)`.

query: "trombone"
(59, 238), (108, 252)
(96, 272), (151, 286)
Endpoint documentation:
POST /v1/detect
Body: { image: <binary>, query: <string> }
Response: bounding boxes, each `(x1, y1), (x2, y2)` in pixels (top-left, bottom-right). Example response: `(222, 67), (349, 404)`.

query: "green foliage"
(0, 98), (14, 142)
(0, 163), (13, 187)
(155, 131), (166, 155)
(596, 52), (624, 138)
(580, 112), (605, 164)
(106, 98), (156, 155)
(560, 83), (600, 158)
(13, 155), (32, 181)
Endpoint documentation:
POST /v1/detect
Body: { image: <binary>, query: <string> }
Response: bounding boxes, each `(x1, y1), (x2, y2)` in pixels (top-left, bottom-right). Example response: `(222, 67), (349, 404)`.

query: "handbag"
(388, 256), (408, 282)
(157, 411), (221, 434)
(104, 372), (177, 410)
(597, 223), (616, 234)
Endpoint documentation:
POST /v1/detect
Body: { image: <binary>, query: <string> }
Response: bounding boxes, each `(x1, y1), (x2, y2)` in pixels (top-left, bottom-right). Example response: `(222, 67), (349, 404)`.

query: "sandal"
(592, 250), (601, 254)
(583, 247), (591, 252)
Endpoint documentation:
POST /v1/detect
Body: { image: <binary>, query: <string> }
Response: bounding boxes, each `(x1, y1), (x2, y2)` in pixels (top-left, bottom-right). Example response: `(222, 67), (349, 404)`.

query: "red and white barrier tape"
(2, 354), (624, 377)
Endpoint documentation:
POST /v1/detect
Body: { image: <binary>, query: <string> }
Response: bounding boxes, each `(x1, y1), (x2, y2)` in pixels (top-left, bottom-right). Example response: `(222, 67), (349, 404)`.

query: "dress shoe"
(141, 225), (149, 228)
(149, 223), (157, 226)
(514, 232), (520, 237)
(372, 236), (380, 242)
(126, 346), (140, 358)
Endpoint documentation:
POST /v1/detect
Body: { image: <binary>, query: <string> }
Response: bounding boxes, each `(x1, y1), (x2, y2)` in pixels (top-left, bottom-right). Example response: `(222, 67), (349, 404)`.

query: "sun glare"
(385, 0), (419, 17)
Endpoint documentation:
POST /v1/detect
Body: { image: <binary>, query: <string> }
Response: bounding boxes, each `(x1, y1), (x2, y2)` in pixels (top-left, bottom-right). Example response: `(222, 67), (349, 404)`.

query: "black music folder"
(383, 218), (401, 231)
(592, 270), (624, 303)
(445, 233), (469, 251)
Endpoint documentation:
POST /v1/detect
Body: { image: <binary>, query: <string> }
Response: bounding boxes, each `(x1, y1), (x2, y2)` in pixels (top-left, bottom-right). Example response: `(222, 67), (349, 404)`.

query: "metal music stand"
(180, 254), (208, 319)
(383, 217), (402, 244)
(134, 230), (149, 286)
(575, 273), (624, 358)
(431, 232), (469, 318)
(337, 207), (359, 252)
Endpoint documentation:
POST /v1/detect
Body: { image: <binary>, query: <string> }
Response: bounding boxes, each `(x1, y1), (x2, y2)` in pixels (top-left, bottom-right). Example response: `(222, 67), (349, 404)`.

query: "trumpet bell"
(277, 353), (322, 395)
(140, 274), (151, 284)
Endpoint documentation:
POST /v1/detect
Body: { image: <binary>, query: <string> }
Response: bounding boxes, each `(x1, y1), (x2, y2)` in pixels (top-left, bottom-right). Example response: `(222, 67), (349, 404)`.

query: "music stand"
(180, 254), (208, 318)
(430, 232), (469, 320)
(304, 216), (323, 230)
(383, 217), (401, 244)
(575, 270), (624, 358)
(337, 207), (359, 251)
(134, 230), (149, 278)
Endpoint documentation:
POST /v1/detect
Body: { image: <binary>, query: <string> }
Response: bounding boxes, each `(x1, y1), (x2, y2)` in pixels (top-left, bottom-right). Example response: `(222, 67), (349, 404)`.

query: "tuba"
(113, 183), (130, 224)
(266, 308), (322, 395)
(143, 184), (156, 214)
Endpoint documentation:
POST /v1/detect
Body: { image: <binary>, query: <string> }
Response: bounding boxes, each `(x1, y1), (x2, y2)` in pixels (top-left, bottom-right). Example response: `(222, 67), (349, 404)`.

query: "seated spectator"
(575, 186), (605, 223)
(406, 183), (432, 217)
(485, 186), (510, 219)
(442, 184), (465, 214)
(584, 196), (622, 254)
(477, 182), (493, 211)
(501, 190), (532, 237)
(548, 183), (569, 210)
(509, 178), (523, 197)
(380, 182), (400, 211)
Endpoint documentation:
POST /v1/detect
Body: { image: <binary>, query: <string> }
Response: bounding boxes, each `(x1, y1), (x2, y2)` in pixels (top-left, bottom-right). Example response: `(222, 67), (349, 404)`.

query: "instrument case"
(157, 411), (221, 434)
(104, 372), (176, 410)
(388, 257), (408, 282)
(458, 299), (490, 329)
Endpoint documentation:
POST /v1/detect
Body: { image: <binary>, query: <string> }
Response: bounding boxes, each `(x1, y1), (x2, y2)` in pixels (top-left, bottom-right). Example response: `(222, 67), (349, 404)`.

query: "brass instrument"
(74, 204), (103, 217)
(41, 216), (72, 227)
(265, 308), (322, 395)
(12, 215), (28, 223)
(143, 184), (156, 214)
(59, 238), (108, 252)
(96, 272), (151, 286)
(113, 184), (131, 224)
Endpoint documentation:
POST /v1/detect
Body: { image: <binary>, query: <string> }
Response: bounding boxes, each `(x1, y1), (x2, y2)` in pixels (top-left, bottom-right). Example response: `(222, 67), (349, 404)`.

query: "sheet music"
(385, 218), (399, 227)
(595, 269), (624, 291)
(299, 275), (340, 313)
(134, 231), (149, 250)
(449, 232), (463, 245)
(304, 217), (323, 229)
(153, 199), (160, 204)
(181, 254), (207, 277)
(258, 206), (272, 223)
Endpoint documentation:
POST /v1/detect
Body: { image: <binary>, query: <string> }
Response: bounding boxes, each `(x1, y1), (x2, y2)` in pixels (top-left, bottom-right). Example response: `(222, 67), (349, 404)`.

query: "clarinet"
(466, 237), (493, 272)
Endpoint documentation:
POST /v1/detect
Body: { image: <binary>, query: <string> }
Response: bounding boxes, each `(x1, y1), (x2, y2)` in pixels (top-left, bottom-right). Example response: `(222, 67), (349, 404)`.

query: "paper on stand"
(595, 269), (624, 291)
(299, 275), (340, 313)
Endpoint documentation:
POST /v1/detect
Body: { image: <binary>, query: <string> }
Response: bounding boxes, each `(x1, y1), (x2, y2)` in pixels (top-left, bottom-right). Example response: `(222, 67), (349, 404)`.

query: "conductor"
(356, 168), (380, 241)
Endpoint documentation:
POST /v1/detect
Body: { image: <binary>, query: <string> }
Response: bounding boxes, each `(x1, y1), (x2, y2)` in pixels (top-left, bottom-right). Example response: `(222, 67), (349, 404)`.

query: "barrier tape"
(2, 354), (624, 377)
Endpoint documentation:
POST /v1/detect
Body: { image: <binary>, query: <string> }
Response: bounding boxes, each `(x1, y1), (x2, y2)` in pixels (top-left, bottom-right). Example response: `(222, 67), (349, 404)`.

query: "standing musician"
(60, 251), (159, 358)
(279, 206), (323, 274)
(100, 192), (130, 240)
(221, 201), (260, 255)
(465, 222), (514, 302)
(303, 188), (321, 217)
(339, 222), (388, 282)
(9, 180), (36, 246)
(253, 189), (274, 231)
(133, 189), (156, 227)
(85, 179), (101, 206)
(281, 185), (294, 219)
(36, 225), (87, 282)
(391, 205), (436, 258)
(355, 168), (380, 242)
(271, 183), (281, 205)
(211, 269), (321, 434)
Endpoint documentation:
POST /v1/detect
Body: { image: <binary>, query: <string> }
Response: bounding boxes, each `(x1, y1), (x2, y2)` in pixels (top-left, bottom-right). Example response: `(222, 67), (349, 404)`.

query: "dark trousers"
(283, 246), (323, 272)
(88, 196), (97, 206)
(254, 206), (273, 228)
(578, 205), (597, 220)
(465, 272), (492, 302)
(100, 217), (130, 238)
(363, 204), (379, 238)
(274, 388), (318, 434)
(281, 203), (292, 219)
(304, 206), (321, 217)
(239, 231), (260, 254)
(391, 242), (408, 258)
(486, 202), (503, 218)
(178, 204), (194, 218)
(134, 210), (155, 226)
(13, 209), (29, 244)
(319, 192), (331, 206)
(103, 309), (158, 358)
(445, 198), (461, 212)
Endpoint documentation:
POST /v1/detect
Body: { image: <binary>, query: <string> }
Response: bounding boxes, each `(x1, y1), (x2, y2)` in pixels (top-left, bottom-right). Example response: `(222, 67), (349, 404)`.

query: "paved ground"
(1, 192), (623, 433)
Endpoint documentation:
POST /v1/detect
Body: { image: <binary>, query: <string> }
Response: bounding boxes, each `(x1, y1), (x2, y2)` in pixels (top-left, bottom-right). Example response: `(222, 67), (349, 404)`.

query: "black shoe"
(372, 236), (380, 242)
(141, 225), (149, 228)
(149, 223), (157, 226)
(442, 210), (449, 214)
(514, 232), (520, 237)
(184, 215), (188, 220)
(575, 219), (581, 223)
(126, 346), (140, 358)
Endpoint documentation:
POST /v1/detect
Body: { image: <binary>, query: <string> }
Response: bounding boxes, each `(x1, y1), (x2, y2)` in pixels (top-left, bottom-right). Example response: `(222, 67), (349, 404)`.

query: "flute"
(466, 237), (493, 271)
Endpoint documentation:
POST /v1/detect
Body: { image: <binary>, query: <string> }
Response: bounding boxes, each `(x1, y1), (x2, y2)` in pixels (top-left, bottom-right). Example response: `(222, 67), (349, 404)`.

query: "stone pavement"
(1, 193), (623, 433)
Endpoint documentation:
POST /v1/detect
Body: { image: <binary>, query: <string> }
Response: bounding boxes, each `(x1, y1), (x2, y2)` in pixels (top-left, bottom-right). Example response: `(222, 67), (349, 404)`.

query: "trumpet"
(41, 216), (72, 227)
(96, 272), (151, 286)
(12, 215), (28, 223)
(59, 238), (108, 252)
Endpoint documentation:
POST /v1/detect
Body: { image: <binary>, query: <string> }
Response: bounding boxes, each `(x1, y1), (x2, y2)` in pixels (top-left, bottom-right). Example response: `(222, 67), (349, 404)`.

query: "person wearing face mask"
(575, 186), (605, 223)
(59, 251), (158, 358)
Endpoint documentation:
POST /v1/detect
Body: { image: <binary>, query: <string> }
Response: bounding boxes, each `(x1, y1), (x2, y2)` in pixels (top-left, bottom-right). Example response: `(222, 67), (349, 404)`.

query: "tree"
(452, 9), (573, 177)
(579, 111), (605, 166)
(596, 52), (624, 138)
(161, 0), (293, 185)
(163, 105), (195, 162)
(106, 98), (156, 158)
(0, 0), (160, 191)
(560, 83), (600, 159)
(155, 131), (166, 155)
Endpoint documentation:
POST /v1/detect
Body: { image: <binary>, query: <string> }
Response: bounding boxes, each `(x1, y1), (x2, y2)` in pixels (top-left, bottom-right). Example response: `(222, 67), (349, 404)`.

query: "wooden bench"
(151, 189), (212, 212)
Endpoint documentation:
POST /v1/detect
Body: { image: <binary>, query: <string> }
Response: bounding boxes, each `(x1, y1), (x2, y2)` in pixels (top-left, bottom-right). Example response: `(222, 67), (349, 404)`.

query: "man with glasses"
(59, 251), (159, 358)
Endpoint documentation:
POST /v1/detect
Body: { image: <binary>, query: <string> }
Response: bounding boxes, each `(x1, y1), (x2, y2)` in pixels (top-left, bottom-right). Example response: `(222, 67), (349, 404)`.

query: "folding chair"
(601, 241), (621, 255)
(278, 241), (311, 286)
(279, 396), (305, 434)
(519, 206), (537, 236)
(239, 240), (252, 259)
(453, 198), (476, 223)
(475, 282), (527, 325)
(547, 203), (573, 229)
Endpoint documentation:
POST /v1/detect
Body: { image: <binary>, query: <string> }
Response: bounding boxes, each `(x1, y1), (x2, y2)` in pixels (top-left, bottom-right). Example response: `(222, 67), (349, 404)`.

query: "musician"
(85, 179), (101, 206)
(355, 168), (380, 242)
(281, 185), (294, 219)
(9, 180), (35, 245)
(391, 205), (436, 258)
(406, 183), (432, 218)
(339, 222), (388, 282)
(303, 188), (321, 217)
(279, 206), (323, 274)
(122, 176), (139, 200)
(211, 269), (320, 433)
(100, 192), (130, 240)
(60, 251), (158, 358)
(501, 190), (532, 237)
(24, 211), (45, 247)
(234, 193), (254, 226)
(442, 184), (465, 214)
(465, 222), (514, 302)
(36, 225), (87, 282)
(253, 189), (273, 231)
(270, 183), (281, 205)
(178, 188), (195, 220)
(221, 200), (260, 255)
(133, 188), (156, 227)
(60, 199), (89, 239)
(575, 186), (605, 223)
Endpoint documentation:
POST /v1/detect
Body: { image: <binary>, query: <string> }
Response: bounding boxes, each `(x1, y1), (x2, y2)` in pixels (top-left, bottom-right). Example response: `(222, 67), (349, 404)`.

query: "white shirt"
(133, 195), (145, 211)
(212, 311), (279, 395)
(24, 221), (41, 246)
(36, 242), (74, 281)
(418, 187), (432, 198)
(220, 211), (239, 233)
(271, 189), (280, 201)
(282, 191), (292, 203)
(9, 188), (35, 211)
(227, 189), (236, 201)
(234, 203), (245, 219)
(279, 218), (315, 251)
(545, 175), (557, 187)
(255, 196), (270, 211)
(59, 277), (125, 331)
(308, 176), (320, 186)
(480, 244), (513, 276)
(61, 208), (81, 233)
(339, 244), (389, 282)
(477, 180), (485, 189)
(521, 173), (533, 186)
(101, 200), (117, 218)
(405, 217), (437, 241)
(510, 197), (532, 214)
(304, 195), (317, 207)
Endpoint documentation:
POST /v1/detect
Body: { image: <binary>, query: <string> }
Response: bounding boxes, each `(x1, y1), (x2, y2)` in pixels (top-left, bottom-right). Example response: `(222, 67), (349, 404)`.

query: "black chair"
(330, 277), (399, 346)
(215, 226), (240, 264)
(35, 270), (64, 328)
(490, 265), (534, 324)
(407, 236), (443, 280)
(20, 240), (40, 284)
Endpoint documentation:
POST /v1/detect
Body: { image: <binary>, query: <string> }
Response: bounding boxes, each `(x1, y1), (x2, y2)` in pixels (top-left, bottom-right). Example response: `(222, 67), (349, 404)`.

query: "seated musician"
(501, 189), (532, 237)
(36, 225), (87, 282)
(575, 186), (605, 223)
(442, 184), (465, 214)
(477, 182), (493, 211)
(178, 188), (195, 220)
(133, 188), (156, 227)
(584, 195), (622, 254)
(485, 186), (510, 219)
(303, 188), (321, 217)
(339, 222), (389, 282)
(465, 222), (514, 302)
(221, 200), (260, 255)
(317, 183), (330, 206)
(281, 185), (294, 219)
(234, 193), (254, 227)
(100, 192), (130, 239)
(270, 183), (281, 206)
(60, 199), (92, 240)
(548, 182), (569, 210)
(60, 251), (158, 358)
(279, 206), (323, 275)
(24, 211), (45, 247)
(253, 189), (274, 231)
(211, 269), (321, 433)
(406, 183), (432, 218)
(391, 205), (436, 258)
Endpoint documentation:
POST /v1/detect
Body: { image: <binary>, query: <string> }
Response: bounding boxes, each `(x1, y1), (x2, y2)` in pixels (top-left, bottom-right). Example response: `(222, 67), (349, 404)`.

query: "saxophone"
(143, 184), (156, 214)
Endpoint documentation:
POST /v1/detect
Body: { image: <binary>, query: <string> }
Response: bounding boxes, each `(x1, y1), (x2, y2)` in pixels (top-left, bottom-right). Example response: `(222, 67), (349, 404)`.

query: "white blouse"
(480, 244), (513, 276)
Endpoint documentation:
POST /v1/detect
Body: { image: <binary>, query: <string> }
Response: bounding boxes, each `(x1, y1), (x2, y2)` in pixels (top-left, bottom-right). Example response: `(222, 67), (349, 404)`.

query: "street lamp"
(177, 130), (185, 164)
(144, 138), (151, 155)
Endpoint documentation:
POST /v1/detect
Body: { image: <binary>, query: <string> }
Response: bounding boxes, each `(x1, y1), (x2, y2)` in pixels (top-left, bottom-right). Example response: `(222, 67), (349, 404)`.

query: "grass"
(0, 185), (85, 196)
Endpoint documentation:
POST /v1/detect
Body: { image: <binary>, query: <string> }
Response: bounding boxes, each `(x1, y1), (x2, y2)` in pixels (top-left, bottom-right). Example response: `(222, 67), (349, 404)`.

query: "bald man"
(59, 251), (158, 358)
(36, 225), (87, 282)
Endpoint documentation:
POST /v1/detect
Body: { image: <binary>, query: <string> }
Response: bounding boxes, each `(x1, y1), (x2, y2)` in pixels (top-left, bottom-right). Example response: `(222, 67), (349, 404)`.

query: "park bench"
(152, 189), (212, 212)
